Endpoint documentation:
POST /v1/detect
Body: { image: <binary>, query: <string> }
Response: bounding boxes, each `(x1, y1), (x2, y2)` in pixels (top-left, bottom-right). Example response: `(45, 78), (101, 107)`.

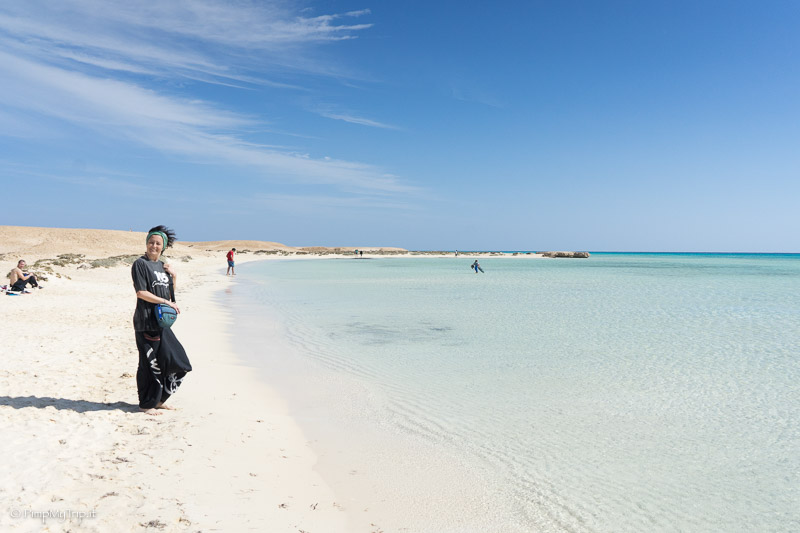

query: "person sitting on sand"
(8, 260), (42, 291)
(132, 225), (192, 415)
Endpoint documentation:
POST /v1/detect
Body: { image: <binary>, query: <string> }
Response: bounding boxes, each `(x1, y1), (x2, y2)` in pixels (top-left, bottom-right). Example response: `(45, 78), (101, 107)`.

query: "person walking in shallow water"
(226, 247), (236, 275)
(132, 225), (192, 415)
(471, 260), (484, 273)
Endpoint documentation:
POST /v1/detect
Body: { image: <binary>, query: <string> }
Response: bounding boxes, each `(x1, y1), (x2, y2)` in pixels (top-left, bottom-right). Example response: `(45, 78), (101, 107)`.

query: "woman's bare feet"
(139, 407), (162, 416)
(155, 402), (176, 410)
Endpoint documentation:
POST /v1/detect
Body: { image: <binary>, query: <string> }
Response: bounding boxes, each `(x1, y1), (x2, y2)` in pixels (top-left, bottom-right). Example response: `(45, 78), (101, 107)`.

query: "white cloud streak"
(319, 112), (400, 130)
(0, 2), (415, 197)
(0, 1), (372, 83)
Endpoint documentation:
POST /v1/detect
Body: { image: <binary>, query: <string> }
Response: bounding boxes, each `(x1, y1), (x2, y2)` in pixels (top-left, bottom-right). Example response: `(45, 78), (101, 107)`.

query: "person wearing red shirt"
(226, 248), (236, 276)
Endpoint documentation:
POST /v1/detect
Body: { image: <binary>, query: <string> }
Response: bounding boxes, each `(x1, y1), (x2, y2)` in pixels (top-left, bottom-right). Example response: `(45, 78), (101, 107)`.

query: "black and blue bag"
(155, 303), (177, 328)
(155, 281), (177, 328)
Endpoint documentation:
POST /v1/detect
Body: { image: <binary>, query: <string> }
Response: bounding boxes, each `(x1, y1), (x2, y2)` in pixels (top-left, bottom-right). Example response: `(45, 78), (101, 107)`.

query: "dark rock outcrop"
(539, 251), (590, 258)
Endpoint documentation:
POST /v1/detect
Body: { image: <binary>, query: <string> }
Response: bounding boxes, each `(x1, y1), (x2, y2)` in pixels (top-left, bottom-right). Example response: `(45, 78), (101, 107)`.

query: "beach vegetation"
(34, 254), (86, 268)
(89, 255), (141, 268)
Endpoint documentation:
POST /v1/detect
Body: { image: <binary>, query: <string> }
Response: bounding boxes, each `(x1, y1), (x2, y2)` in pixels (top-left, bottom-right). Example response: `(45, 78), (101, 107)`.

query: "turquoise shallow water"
(229, 254), (800, 532)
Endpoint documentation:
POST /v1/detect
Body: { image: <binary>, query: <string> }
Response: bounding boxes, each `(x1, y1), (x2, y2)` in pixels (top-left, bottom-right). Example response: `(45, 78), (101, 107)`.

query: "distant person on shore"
(226, 248), (236, 275)
(132, 225), (192, 415)
(360, 250), (363, 257)
(8, 260), (42, 291)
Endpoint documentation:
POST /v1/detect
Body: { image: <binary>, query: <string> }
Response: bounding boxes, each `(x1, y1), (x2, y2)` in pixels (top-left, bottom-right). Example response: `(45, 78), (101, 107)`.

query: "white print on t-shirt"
(151, 270), (170, 290)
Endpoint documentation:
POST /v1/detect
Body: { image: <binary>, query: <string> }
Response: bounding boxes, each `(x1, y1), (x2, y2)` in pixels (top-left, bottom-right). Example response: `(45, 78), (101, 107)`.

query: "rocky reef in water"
(539, 251), (590, 258)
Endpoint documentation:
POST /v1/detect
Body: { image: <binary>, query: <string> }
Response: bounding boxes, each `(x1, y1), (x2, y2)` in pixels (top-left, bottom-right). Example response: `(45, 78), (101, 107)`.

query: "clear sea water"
(226, 254), (799, 532)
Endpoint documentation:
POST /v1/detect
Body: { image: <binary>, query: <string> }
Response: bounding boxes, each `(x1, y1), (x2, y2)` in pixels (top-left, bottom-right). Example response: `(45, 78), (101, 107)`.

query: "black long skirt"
(135, 328), (192, 409)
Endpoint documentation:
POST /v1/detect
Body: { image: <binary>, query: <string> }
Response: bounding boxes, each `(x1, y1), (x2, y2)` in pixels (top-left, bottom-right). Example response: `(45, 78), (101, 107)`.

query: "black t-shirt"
(132, 255), (173, 332)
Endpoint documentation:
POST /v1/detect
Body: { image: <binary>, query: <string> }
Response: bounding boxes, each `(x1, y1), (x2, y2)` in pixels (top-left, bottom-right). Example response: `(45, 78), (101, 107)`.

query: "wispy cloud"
(319, 111), (400, 130)
(0, 5), (362, 86)
(0, 51), (250, 129)
(0, 52), (411, 193)
(0, 2), (373, 50)
(0, 0), (376, 101)
(0, 2), (414, 196)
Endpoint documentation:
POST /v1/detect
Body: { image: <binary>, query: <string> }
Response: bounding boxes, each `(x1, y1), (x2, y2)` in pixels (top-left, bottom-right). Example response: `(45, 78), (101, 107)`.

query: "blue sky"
(1, 1), (798, 251)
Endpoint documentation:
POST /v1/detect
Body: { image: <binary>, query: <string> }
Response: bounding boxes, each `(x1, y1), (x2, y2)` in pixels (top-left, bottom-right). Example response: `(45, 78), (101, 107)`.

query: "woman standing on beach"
(132, 225), (192, 414)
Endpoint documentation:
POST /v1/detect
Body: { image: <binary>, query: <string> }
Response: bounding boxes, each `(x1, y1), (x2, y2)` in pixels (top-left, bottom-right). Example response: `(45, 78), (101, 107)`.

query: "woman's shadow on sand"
(0, 395), (139, 413)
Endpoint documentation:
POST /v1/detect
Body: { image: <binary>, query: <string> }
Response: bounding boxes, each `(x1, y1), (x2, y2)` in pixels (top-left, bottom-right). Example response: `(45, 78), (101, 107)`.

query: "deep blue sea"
(225, 253), (799, 532)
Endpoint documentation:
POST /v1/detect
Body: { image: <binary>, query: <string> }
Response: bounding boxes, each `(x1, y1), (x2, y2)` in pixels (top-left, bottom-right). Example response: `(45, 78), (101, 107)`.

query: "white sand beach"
(0, 226), (356, 532)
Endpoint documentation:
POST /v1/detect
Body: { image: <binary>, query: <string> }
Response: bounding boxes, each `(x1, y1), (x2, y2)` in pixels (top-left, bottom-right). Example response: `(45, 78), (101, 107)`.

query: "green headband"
(146, 231), (168, 249)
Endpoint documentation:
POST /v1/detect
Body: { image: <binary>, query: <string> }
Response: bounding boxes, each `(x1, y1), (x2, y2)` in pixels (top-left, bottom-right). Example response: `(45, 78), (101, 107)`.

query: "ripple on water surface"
(236, 255), (800, 532)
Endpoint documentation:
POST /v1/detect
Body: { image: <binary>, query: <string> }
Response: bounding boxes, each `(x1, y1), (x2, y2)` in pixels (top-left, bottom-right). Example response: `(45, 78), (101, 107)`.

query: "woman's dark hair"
(148, 225), (177, 249)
